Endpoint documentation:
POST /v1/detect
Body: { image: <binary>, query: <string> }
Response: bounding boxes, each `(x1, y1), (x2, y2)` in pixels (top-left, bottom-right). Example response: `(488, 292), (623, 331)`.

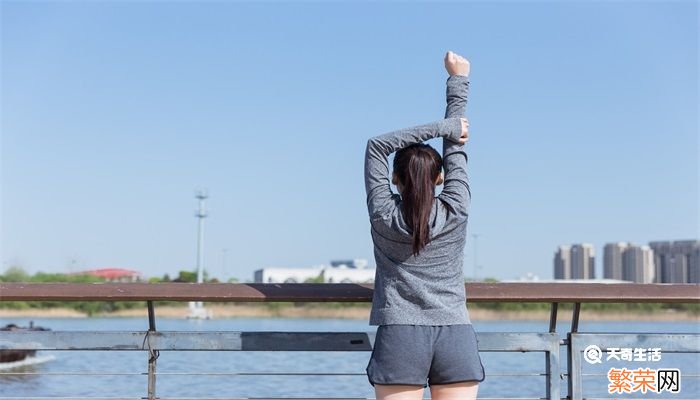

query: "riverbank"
(1, 304), (697, 321)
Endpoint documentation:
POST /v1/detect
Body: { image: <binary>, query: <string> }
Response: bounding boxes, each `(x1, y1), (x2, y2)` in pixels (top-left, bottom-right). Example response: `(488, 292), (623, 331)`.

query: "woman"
(364, 51), (485, 400)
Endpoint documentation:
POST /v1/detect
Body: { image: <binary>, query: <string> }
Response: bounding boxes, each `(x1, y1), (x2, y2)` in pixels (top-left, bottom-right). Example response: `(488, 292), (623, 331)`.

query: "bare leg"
(430, 381), (479, 400)
(375, 383), (425, 400)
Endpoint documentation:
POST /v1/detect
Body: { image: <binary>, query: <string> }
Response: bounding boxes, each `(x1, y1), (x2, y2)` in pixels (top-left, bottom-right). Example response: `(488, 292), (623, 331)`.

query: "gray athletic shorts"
(365, 324), (485, 388)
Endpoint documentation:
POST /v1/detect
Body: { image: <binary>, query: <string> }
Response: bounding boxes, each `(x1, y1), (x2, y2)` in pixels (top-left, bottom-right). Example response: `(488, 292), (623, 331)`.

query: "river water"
(1, 316), (698, 399)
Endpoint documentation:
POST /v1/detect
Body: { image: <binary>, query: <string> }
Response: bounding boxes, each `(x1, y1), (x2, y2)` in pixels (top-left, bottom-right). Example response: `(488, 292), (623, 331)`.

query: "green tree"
(304, 272), (325, 283)
(177, 270), (197, 282)
(2, 266), (30, 282)
(176, 268), (214, 282)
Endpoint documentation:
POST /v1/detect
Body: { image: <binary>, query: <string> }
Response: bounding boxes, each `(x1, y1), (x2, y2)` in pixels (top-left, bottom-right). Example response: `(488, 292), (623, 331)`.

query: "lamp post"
(188, 189), (212, 319)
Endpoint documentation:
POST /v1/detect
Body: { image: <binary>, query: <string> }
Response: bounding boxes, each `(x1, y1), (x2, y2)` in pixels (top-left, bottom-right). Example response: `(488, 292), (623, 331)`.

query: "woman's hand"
(459, 117), (469, 144)
(445, 51), (470, 77)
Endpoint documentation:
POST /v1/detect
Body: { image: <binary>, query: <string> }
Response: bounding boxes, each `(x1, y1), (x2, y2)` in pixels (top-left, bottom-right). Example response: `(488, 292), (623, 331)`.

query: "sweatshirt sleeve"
(438, 74), (471, 219)
(364, 117), (464, 221)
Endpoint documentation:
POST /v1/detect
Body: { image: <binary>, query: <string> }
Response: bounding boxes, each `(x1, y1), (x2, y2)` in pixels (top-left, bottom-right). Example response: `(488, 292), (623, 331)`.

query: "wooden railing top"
(0, 282), (698, 303)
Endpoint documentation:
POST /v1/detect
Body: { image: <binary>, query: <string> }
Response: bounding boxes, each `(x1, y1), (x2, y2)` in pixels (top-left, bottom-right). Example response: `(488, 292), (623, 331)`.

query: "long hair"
(393, 143), (443, 256)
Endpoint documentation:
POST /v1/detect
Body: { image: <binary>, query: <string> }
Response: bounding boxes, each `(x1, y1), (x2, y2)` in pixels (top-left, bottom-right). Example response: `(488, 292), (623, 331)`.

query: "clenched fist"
(444, 51), (470, 77)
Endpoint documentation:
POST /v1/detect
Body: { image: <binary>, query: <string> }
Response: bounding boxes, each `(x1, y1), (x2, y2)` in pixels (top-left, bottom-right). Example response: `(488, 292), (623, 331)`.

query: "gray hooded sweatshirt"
(364, 74), (471, 326)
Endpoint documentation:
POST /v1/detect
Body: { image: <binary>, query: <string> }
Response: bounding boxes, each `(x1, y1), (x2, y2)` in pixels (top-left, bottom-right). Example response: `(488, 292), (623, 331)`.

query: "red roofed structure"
(74, 268), (142, 282)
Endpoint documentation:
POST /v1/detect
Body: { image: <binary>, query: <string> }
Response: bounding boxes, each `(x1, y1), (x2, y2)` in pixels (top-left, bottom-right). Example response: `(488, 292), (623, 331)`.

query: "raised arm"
(365, 118), (463, 221)
(438, 51), (471, 220)
(445, 74), (469, 118)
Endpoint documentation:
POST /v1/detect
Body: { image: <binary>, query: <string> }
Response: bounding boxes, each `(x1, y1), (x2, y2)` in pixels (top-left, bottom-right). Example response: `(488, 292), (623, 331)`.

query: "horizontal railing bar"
(0, 398), (142, 400)
(0, 397), (566, 400)
(0, 371), (550, 377)
(0, 398), (556, 400)
(0, 331), (362, 351)
(0, 396), (376, 400)
(0, 398), (391, 400)
(151, 398), (371, 400)
(0, 331), (560, 352)
(1, 282), (698, 303)
(0, 372), (144, 375)
(0, 394), (560, 400)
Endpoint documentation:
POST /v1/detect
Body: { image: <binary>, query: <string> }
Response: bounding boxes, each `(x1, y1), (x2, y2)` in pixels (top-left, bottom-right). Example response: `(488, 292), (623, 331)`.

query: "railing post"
(546, 302), (559, 400)
(544, 340), (561, 400)
(548, 302), (558, 333)
(146, 300), (158, 400)
(570, 302), (580, 333)
(566, 303), (583, 400)
(566, 332), (583, 400)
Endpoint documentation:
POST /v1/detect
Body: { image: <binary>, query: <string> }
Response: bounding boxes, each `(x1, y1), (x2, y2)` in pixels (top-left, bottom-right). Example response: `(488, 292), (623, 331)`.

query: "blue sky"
(1, 1), (697, 282)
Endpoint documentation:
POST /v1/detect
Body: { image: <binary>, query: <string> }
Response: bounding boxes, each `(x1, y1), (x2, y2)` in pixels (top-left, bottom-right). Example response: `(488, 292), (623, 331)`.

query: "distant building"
(254, 266), (326, 284)
(642, 245), (656, 283)
(510, 272), (541, 282)
(690, 246), (700, 284)
(254, 259), (374, 284)
(571, 244), (595, 279)
(649, 240), (700, 283)
(323, 266), (374, 283)
(554, 245), (571, 279)
(329, 259), (369, 269)
(671, 240), (700, 283)
(503, 278), (630, 284)
(604, 243), (655, 283)
(603, 242), (628, 280)
(649, 241), (672, 283)
(73, 268), (142, 282)
(621, 245), (655, 283)
(554, 244), (595, 280)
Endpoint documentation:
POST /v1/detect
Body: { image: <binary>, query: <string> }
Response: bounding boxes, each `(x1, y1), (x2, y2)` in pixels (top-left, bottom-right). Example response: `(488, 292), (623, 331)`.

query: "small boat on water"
(0, 321), (55, 369)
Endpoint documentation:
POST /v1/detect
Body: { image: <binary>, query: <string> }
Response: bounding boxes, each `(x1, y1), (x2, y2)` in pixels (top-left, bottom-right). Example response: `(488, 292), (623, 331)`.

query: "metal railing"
(1, 282), (698, 400)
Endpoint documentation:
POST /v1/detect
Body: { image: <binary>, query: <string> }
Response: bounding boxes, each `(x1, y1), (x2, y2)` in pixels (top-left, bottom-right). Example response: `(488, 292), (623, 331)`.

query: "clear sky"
(1, 1), (698, 282)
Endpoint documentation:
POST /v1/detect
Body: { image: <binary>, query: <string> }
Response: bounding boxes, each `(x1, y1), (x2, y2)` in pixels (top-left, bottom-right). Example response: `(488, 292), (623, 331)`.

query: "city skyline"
(555, 240), (699, 284)
(2, 2), (698, 282)
(604, 242), (655, 284)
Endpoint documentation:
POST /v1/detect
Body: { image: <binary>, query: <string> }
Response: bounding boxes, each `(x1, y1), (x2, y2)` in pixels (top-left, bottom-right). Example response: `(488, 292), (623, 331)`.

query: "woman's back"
(368, 192), (471, 326)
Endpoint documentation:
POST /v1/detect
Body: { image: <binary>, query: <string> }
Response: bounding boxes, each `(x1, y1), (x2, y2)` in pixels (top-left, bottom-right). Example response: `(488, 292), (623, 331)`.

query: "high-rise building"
(649, 241), (672, 283)
(554, 244), (594, 279)
(554, 245), (571, 279)
(621, 245), (655, 283)
(642, 245), (656, 283)
(690, 246), (700, 284)
(672, 240), (699, 283)
(604, 242), (628, 280)
(571, 243), (595, 279)
(649, 240), (700, 283)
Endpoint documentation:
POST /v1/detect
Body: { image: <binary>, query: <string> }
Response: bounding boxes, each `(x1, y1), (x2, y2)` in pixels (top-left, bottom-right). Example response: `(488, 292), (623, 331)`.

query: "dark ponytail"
(393, 143), (443, 256)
